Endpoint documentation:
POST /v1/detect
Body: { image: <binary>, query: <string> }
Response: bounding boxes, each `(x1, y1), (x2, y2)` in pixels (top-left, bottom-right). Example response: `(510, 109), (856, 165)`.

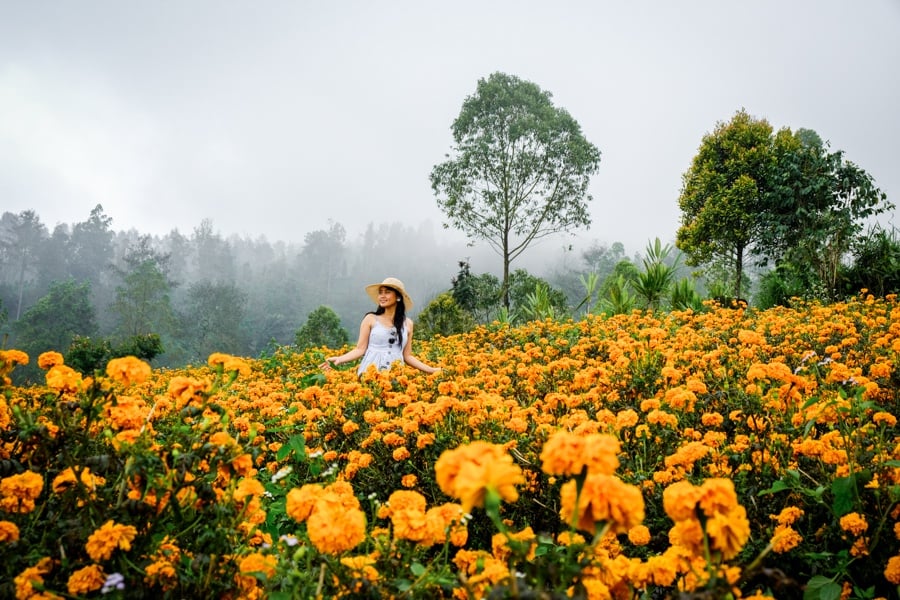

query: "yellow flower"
(85, 520), (138, 561)
(435, 441), (524, 512)
(540, 431), (620, 477)
(306, 492), (367, 555)
(0, 520), (20, 542)
(106, 356), (152, 386)
(559, 473), (644, 535)
(885, 555), (900, 584)
(0, 470), (44, 514)
(46, 364), (83, 393)
(401, 474), (418, 488)
(704, 505), (750, 559)
(628, 524), (651, 546)
(662, 480), (701, 522)
(771, 525), (802, 553)
(839, 512), (868, 536)
(14, 557), (53, 599)
(285, 484), (324, 523)
(67, 564), (106, 595)
(37, 351), (64, 370)
(208, 352), (251, 376)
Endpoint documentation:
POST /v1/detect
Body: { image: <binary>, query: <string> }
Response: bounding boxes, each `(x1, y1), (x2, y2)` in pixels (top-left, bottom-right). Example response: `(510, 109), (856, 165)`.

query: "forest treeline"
(0, 204), (650, 382)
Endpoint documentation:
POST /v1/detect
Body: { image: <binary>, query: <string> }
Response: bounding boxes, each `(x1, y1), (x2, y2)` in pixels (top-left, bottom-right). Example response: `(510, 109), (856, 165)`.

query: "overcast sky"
(2, 1), (898, 256)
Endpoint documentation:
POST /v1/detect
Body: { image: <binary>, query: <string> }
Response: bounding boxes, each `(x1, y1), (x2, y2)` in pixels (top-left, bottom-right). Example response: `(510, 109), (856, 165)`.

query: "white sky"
(1, 1), (898, 256)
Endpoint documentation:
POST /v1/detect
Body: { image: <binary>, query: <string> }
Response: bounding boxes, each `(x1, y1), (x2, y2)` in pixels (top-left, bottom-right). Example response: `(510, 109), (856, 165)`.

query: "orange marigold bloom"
(873, 411), (897, 427)
(839, 512), (868, 536)
(208, 352), (251, 376)
(401, 474), (418, 488)
(885, 555), (900, 584)
(52, 467), (106, 499)
(85, 520), (138, 561)
(0, 520), (20, 542)
(705, 505), (750, 559)
(435, 441), (524, 512)
(106, 356), (152, 386)
(628, 524), (651, 546)
(306, 492), (367, 555)
(67, 564), (106, 595)
(46, 364), (83, 393)
(14, 557), (53, 599)
(697, 478), (738, 518)
(38, 351), (64, 370)
(662, 480), (701, 522)
(540, 431), (621, 477)
(560, 473), (645, 535)
(167, 376), (211, 403)
(392, 446), (411, 461)
(285, 484), (323, 523)
(0, 470), (44, 514)
(772, 506), (804, 526)
(340, 555), (379, 582)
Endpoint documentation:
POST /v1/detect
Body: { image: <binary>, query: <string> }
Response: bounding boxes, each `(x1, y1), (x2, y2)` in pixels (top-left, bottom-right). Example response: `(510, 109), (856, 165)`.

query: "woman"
(321, 277), (441, 375)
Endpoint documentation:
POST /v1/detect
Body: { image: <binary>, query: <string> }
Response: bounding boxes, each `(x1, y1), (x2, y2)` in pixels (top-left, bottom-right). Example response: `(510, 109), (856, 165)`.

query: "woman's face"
(377, 286), (399, 307)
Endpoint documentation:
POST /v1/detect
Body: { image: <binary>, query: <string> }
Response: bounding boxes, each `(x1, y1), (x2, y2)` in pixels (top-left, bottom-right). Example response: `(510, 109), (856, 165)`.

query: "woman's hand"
(320, 357), (339, 370)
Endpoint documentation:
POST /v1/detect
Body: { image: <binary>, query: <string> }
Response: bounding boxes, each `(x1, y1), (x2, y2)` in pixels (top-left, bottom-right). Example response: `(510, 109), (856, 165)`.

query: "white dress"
(357, 320), (407, 375)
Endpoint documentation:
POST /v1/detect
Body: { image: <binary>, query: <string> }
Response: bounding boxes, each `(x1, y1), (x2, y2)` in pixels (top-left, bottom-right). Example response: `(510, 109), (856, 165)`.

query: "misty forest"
(1, 74), (898, 385)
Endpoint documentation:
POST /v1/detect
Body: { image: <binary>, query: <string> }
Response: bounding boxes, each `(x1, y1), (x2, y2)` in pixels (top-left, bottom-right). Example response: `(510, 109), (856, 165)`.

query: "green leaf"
(410, 562), (426, 576)
(758, 479), (791, 496)
(804, 576), (841, 600)
(831, 474), (858, 516)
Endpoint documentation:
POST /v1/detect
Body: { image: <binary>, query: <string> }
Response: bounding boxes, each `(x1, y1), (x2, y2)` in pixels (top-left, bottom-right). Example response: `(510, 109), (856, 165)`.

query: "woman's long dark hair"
(368, 287), (406, 349)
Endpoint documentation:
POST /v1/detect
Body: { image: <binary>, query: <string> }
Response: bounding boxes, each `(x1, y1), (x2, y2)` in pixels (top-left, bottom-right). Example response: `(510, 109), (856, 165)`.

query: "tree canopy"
(676, 109), (891, 300)
(431, 72), (601, 308)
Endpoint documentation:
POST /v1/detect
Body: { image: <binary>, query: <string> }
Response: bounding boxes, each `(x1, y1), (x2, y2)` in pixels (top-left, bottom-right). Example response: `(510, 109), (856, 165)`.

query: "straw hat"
(365, 277), (413, 309)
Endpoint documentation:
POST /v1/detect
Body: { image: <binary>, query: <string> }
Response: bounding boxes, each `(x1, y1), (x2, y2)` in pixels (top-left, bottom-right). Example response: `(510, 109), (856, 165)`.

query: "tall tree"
(13, 280), (97, 374)
(676, 110), (779, 299)
(431, 72), (601, 308)
(109, 239), (176, 339)
(297, 221), (347, 309)
(0, 210), (48, 320)
(180, 280), (247, 360)
(68, 204), (115, 291)
(763, 129), (892, 297)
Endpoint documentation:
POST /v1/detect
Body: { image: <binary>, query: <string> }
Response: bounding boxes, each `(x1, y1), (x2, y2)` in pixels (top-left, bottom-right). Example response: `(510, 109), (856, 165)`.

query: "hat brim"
(366, 283), (413, 310)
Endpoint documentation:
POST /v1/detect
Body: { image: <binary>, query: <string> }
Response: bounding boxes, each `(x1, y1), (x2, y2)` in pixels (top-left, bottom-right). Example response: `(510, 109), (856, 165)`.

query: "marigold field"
(2, 295), (900, 599)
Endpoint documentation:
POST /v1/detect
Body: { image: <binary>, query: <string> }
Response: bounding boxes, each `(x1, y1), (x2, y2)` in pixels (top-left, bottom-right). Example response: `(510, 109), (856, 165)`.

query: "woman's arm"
(322, 314), (373, 368)
(401, 320), (442, 375)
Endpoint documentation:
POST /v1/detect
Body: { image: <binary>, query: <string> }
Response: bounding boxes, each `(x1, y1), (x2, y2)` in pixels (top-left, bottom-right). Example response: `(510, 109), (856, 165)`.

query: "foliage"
(2, 295), (900, 597)
(677, 110), (891, 303)
(11, 280), (97, 383)
(839, 225), (900, 298)
(450, 261), (501, 323)
(179, 280), (248, 360)
(431, 72), (601, 308)
(294, 305), (349, 350)
(416, 292), (476, 339)
(676, 109), (779, 300)
(109, 258), (176, 339)
(66, 334), (164, 375)
(631, 238), (681, 311)
(507, 270), (568, 323)
(763, 129), (893, 298)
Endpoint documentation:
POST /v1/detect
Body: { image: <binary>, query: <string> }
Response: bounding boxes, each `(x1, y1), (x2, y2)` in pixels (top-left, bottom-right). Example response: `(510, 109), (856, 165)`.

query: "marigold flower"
(38, 351), (64, 370)
(885, 555), (900, 584)
(772, 506), (804, 526)
(85, 520), (138, 561)
(559, 473), (645, 535)
(0, 470), (44, 514)
(46, 364), (83, 393)
(167, 376), (211, 403)
(839, 512), (868, 536)
(401, 474), (418, 488)
(540, 431), (620, 476)
(0, 520), (20, 542)
(306, 494), (367, 555)
(106, 356), (152, 386)
(628, 524), (651, 546)
(771, 524), (802, 553)
(435, 441), (524, 512)
(208, 352), (251, 376)
(285, 483), (324, 523)
(705, 505), (750, 559)
(0, 349), (29, 366)
(340, 555), (379, 583)
(14, 557), (53, 599)
(67, 564), (106, 595)
(662, 480), (701, 522)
